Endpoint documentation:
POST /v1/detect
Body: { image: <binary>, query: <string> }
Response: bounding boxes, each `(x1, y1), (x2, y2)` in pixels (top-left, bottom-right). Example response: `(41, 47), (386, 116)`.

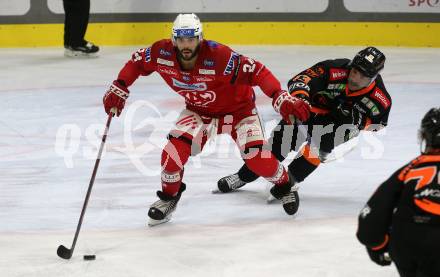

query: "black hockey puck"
(83, 255), (96, 260)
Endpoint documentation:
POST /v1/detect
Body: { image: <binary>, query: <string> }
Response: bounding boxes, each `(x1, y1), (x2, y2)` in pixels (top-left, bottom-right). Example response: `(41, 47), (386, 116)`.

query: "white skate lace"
(281, 186), (298, 205)
(151, 199), (177, 216)
(225, 174), (246, 189)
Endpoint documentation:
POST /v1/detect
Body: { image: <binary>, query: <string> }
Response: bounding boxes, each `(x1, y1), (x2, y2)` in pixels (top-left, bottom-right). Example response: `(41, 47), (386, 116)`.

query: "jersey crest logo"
(223, 52), (239, 75)
(371, 88), (390, 109)
(177, 90), (216, 106)
(172, 78), (207, 91)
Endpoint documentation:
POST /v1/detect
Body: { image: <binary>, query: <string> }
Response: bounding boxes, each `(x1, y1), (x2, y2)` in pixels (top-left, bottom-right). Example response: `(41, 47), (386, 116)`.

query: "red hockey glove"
(103, 80), (129, 116)
(272, 90), (311, 124)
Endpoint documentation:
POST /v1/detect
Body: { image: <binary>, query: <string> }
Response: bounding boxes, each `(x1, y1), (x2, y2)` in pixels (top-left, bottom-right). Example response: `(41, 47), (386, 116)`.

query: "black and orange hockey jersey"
(357, 154), (440, 251)
(287, 59), (391, 131)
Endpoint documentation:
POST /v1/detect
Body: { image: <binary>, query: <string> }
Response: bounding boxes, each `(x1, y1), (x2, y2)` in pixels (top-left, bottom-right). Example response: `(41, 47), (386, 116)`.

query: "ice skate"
(64, 41), (99, 58)
(214, 173), (247, 193)
(269, 182), (300, 215)
(148, 183), (186, 226)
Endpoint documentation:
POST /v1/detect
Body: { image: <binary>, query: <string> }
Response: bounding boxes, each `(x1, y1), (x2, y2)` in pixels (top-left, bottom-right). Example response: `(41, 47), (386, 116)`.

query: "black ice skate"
(269, 181), (300, 216)
(64, 41), (99, 58)
(148, 183), (186, 226)
(215, 173), (247, 193)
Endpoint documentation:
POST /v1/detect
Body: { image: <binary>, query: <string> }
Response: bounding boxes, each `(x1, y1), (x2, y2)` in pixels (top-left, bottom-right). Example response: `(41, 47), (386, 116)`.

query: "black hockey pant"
(238, 115), (355, 183)
(390, 220), (440, 277)
(63, 0), (90, 47)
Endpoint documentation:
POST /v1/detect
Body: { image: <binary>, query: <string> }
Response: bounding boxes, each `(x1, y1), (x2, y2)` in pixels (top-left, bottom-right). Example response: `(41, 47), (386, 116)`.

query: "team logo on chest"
(177, 90), (217, 107)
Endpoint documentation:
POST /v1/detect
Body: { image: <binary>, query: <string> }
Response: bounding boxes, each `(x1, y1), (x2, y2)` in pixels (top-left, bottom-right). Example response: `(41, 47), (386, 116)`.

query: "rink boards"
(1, 0), (440, 47)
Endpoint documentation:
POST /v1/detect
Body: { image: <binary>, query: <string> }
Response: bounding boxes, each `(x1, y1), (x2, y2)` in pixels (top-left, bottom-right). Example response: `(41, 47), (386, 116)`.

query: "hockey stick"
(57, 108), (116, 259)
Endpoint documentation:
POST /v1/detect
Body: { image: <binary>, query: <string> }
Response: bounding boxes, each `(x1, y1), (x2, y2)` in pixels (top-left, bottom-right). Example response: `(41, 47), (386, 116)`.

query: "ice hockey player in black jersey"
(357, 107), (440, 277)
(217, 47), (392, 216)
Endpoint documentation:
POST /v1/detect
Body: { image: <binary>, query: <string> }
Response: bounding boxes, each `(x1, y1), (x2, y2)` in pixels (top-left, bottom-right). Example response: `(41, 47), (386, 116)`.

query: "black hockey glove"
(366, 246), (391, 266)
(351, 106), (364, 128)
(331, 102), (363, 142)
(331, 103), (353, 124)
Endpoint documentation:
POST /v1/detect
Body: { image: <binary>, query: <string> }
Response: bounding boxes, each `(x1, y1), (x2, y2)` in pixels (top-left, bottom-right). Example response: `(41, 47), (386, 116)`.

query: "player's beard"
(177, 45), (200, 61)
(347, 79), (360, 91)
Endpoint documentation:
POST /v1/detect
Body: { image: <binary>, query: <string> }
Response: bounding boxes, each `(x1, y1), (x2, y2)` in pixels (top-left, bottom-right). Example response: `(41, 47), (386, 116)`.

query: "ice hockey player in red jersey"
(217, 47), (392, 215)
(357, 107), (440, 277)
(102, 13), (311, 225)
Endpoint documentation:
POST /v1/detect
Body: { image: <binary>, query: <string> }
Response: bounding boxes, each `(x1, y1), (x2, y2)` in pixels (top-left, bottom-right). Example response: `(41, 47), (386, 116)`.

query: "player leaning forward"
(102, 14), (311, 225)
(218, 47), (391, 210)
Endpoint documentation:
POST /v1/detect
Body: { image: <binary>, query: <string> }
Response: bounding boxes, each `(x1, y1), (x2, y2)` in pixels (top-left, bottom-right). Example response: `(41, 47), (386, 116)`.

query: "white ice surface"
(1, 45), (439, 277)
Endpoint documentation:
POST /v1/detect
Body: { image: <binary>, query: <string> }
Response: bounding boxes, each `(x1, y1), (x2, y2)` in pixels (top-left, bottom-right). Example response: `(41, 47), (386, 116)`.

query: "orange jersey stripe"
(291, 90), (310, 98)
(345, 81), (376, 97)
(398, 155), (440, 181)
(371, 234), (389, 251)
(301, 144), (321, 166)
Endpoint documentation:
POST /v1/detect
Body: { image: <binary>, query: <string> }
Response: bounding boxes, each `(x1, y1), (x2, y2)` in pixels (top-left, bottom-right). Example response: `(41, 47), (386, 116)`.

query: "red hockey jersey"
(116, 39), (282, 117)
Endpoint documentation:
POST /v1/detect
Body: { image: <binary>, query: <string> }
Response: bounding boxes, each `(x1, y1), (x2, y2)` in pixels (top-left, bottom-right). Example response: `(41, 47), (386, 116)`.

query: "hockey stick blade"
(57, 245), (73, 259)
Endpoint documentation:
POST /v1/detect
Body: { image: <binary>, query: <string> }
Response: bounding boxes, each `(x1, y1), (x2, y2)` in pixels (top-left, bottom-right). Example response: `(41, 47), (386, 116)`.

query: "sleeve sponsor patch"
(361, 97), (380, 116)
(223, 52), (240, 75)
(370, 88), (390, 109)
(145, 47), (151, 62)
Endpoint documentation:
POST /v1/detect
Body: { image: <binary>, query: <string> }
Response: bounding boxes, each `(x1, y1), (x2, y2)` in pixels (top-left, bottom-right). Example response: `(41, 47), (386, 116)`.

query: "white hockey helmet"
(172, 13), (203, 43)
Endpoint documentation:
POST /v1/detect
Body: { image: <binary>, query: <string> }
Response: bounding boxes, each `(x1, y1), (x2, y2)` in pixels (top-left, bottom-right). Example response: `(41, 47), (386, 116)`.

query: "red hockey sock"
(244, 149), (289, 186)
(161, 138), (191, 196)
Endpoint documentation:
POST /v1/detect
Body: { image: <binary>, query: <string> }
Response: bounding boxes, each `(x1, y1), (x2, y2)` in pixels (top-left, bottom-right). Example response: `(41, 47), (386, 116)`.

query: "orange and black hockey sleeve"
(287, 63), (327, 102)
(356, 165), (406, 249)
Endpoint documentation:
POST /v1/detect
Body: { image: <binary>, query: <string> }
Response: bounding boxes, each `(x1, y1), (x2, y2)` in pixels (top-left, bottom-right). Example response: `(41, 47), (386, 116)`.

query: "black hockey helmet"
(419, 107), (440, 151)
(350, 47), (386, 78)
